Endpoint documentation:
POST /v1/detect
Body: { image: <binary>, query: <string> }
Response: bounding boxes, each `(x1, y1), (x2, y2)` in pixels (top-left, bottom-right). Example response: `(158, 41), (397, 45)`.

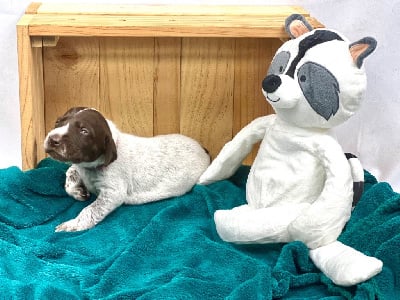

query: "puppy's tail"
(203, 147), (212, 162)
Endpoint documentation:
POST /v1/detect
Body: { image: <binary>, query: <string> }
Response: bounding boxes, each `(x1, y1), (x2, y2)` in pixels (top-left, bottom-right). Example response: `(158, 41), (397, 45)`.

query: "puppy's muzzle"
(44, 134), (62, 153)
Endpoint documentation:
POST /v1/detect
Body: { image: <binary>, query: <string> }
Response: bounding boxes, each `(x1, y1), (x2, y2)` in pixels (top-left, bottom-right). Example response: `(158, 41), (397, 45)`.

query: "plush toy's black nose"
(262, 75), (282, 93)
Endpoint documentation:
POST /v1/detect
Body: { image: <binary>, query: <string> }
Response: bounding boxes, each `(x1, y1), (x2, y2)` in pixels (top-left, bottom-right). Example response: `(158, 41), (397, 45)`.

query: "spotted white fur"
(45, 109), (210, 232)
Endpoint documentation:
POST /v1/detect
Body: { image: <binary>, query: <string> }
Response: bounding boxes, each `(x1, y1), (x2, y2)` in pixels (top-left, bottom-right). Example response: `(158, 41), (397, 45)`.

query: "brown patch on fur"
(45, 107), (117, 166)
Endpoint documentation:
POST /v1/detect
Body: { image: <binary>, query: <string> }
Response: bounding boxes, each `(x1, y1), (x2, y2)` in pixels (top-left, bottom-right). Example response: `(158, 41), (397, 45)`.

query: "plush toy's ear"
(349, 37), (377, 68)
(285, 14), (314, 39)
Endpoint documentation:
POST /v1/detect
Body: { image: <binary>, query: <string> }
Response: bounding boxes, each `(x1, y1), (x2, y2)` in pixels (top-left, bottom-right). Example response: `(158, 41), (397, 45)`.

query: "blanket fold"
(0, 158), (398, 299)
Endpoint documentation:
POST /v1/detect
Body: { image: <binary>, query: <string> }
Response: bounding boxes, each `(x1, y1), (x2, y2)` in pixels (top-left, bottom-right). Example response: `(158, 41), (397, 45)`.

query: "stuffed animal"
(199, 14), (382, 286)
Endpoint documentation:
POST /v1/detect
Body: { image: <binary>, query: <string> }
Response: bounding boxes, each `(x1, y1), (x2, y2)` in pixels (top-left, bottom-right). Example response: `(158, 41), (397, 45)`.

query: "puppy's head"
(44, 107), (117, 167)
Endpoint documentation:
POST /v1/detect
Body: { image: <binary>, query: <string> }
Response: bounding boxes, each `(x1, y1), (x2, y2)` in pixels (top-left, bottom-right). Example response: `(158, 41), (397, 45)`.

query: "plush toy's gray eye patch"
(298, 62), (340, 120)
(268, 51), (291, 75)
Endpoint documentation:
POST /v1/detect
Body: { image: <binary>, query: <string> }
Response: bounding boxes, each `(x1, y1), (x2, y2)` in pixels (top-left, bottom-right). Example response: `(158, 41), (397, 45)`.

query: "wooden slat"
(17, 14), (46, 170)
(234, 38), (280, 165)
(43, 37), (100, 132)
(180, 38), (235, 160)
(153, 38), (181, 135)
(27, 14), (323, 38)
(25, 2), (42, 14)
(99, 38), (154, 137)
(36, 4), (309, 17)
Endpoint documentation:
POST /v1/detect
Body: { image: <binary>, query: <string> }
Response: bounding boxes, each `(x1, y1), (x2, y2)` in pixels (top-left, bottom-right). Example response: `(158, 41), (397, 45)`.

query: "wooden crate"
(17, 2), (322, 170)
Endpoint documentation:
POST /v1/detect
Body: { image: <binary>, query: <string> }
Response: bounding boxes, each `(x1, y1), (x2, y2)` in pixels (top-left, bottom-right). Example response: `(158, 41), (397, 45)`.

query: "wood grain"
(153, 37), (181, 135)
(234, 38), (281, 165)
(17, 15), (46, 170)
(99, 37), (154, 136)
(25, 2), (42, 14)
(43, 37), (100, 132)
(180, 37), (235, 160)
(27, 15), (323, 38)
(36, 4), (310, 17)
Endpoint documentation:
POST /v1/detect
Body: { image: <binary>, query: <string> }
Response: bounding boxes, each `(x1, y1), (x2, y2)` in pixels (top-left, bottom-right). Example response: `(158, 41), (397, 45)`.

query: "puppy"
(44, 107), (210, 232)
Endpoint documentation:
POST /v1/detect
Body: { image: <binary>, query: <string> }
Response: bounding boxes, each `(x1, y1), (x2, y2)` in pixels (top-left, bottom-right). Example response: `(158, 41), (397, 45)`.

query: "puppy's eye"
(55, 119), (63, 128)
(300, 75), (307, 82)
(80, 128), (89, 135)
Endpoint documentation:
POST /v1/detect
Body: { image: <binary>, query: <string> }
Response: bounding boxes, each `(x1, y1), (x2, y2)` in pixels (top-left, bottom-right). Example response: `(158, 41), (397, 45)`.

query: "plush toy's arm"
(198, 115), (275, 185)
(288, 136), (354, 249)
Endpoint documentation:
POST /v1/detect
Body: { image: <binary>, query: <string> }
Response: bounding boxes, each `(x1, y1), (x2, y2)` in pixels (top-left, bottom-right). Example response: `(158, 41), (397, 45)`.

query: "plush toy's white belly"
(246, 124), (326, 208)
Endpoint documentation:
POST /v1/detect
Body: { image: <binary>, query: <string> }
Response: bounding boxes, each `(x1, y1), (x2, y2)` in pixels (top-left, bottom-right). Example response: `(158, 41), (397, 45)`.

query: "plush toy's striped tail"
(345, 153), (364, 207)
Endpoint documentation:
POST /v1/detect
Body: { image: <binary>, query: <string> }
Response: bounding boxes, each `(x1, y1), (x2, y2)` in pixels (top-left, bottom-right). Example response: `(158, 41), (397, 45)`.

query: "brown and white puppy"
(44, 107), (210, 232)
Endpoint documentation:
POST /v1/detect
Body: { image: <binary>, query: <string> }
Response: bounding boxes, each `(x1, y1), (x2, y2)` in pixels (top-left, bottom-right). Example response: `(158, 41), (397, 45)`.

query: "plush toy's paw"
(214, 204), (304, 244)
(55, 217), (94, 232)
(198, 162), (224, 185)
(309, 241), (383, 286)
(214, 209), (239, 242)
(214, 206), (257, 242)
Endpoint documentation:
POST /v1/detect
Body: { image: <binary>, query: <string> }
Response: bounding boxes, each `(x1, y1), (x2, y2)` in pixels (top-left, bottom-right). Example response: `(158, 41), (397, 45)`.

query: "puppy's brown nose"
(48, 134), (61, 148)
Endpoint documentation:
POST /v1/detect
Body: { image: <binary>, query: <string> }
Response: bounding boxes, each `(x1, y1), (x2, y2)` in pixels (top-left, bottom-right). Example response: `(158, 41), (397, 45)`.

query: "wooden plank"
(17, 14), (45, 170)
(27, 15), (323, 38)
(99, 37), (154, 137)
(43, 37), (100, 132)
(234, 38), (280, 165)
(36, 4), (309, 17)
(31, 36), (60, 48)
(31, 36), (43, 47)
(153, 37), (181, 135)
(25, 2), (42, 14)
(180, 37), (234, 160)
(43, 36), (60, 47)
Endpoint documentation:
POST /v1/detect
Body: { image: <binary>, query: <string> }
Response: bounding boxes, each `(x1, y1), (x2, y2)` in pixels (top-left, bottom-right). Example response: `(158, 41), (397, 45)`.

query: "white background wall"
(1, 0), (399, 191)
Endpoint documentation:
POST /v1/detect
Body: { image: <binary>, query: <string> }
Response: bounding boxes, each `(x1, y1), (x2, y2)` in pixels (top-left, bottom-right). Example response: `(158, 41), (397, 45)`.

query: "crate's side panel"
(234, 38), (281, 165)
(100, 37), (154, 136)
(153, 37), (181, 135)
(17, 16), (46, 170)
(43, 37), (100, 131)
(180, 38), (235, 160)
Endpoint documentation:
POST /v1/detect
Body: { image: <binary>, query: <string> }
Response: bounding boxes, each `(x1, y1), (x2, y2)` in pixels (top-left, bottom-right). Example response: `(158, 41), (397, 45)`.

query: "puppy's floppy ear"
(103, 134), (117, 166)
(285, 14), (314, 39)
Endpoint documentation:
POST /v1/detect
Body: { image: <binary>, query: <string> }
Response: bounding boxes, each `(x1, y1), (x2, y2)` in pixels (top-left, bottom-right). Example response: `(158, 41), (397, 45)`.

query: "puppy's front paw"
(55, 218), (94, 232)
(66, 185), (90, 201)
(65, 166), (90, 201)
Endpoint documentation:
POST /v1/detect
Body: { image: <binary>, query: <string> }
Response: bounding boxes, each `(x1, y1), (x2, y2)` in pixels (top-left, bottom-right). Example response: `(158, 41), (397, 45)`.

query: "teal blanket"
(0, 158), (398, 299)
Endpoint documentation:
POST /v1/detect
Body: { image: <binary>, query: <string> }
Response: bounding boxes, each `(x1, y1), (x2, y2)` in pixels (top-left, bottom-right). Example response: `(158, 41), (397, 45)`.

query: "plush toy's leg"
(214, 203), (310, 244)
(309, 241), (383, 286)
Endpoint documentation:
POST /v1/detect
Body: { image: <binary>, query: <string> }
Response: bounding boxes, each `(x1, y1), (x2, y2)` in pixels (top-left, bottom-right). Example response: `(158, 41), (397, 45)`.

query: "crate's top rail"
(18, 2), (323, 38)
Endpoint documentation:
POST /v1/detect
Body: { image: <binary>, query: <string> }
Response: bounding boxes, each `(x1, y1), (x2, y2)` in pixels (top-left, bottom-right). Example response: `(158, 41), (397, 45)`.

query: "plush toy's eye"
(300, 75), (307, 82)
(268, 51), (291, 75)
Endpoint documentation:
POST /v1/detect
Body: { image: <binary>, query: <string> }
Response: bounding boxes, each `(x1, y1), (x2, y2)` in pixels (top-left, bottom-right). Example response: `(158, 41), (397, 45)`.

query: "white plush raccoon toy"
(199, 14), (382, 286)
